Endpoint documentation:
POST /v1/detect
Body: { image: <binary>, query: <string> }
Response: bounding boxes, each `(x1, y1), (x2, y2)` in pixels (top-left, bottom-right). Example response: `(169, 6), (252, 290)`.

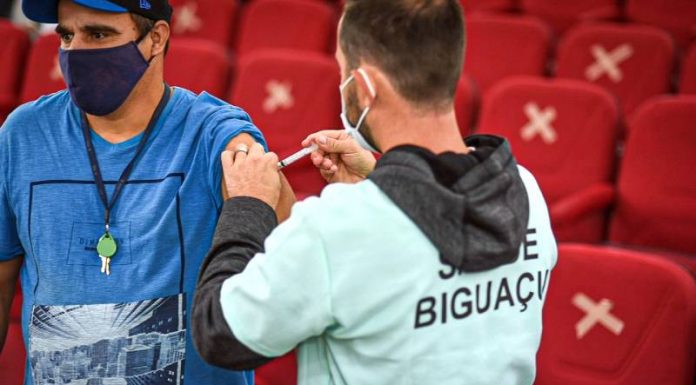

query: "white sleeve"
(219, 208), (333, 357)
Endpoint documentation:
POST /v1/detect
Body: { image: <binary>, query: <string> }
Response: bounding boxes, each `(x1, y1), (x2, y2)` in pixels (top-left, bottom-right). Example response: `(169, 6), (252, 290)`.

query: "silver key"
(105, 257), (111, 276)
(99, 255), (107, 274)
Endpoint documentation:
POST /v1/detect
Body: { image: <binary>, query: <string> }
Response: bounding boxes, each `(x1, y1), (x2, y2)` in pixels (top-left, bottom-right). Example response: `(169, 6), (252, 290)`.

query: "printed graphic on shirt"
(29, 294), (186, 385)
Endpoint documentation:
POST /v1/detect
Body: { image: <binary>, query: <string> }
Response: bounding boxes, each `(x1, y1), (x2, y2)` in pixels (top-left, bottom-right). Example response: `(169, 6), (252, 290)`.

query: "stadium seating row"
(3, 11), (696, 124)
(154, 0), (696, 54)
(462, 0), (696, 50)
(464, 14), (687, 116)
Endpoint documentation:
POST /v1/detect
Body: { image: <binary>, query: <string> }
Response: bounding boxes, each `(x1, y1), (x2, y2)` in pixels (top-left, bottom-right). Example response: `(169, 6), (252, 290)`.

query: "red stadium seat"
(236, 0), (337, 58)
(626, 0), (696, 51)
(20, 34), (65, 103)
(478, 77), (619, 243)
(164, 38), (231, 98)
(169, 0), (239, 49)
(680, 43), (696, 94)
(535, 244), (696, 385)
(454, 75), (479, 137)
(609, 96), (696, 255)
(464, 14), (552, 93)
(460, 0), (515, 13)
(519, 0), (620, 34)
(230, 50), (341, 198)
(0, 20), (30, 120)
(556, 23), (675, 116)
(256, 351), (297, 385)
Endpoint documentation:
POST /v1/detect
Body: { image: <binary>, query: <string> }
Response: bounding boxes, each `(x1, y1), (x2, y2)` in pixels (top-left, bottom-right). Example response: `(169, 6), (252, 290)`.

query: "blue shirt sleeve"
(0, 118), (24, 261)
(198, 94), (267, 210)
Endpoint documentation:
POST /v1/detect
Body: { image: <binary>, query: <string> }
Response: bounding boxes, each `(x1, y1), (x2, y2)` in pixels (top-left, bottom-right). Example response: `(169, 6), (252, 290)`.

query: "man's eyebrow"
(55, 24), (71, 35)
(80, 24), (121, 35)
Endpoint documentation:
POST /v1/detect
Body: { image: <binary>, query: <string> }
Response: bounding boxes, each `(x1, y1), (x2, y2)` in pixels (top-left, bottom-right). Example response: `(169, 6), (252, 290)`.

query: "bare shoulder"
(225, 132), (257, 151)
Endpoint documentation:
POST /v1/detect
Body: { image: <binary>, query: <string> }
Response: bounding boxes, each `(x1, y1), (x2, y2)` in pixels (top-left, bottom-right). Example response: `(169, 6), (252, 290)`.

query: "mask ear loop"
(356, 68), (377, 99)
(135, 24), (157, 63)
(341, 74), (353, 86)
(352, 68), (376, 129)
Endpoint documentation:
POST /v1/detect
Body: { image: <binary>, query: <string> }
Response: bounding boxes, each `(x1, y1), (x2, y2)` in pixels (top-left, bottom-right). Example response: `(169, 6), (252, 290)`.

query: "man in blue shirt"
(0, 1), (294, 384)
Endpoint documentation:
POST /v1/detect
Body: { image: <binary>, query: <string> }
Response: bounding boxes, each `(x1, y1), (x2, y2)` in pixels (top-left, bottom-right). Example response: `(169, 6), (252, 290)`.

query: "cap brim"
(23, 0), (128, 23)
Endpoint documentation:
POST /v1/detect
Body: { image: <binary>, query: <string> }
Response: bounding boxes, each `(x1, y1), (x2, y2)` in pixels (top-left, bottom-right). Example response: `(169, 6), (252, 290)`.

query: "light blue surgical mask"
(340, 69), (379, 153)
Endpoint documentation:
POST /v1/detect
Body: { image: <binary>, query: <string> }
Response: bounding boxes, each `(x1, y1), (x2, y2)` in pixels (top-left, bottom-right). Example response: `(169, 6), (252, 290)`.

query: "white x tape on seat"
(521, 102), (558, 144)
(585, 44), (634, 83)
(263, 80), (295, 114)
(173, 2), (203, 34)
(573, 292), (625, 339)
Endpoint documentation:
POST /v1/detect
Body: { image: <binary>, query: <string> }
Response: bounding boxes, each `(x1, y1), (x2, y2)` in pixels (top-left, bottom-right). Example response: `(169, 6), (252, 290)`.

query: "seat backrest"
(454, 75), (479, 137)
(609, 96), (696, 254)
(464, 14), (552, 92)
(626, 0), (696, 50)
(169, 0), (239, 49)
(535, 243), (696, 385)
(460, 0), (515, 13)
(0, 20), (30, 117)
(478, 76), (619, 204)
(519, 0), (621, 34)
(164, 38), (231, 98)
(680, 43), (696, 94)
(20, 34), (65, 103)
(236, 0), (336, 58)
(556, 23), (675, 116)
(230, 49), (341, 197)
(255, 351), (298, 385)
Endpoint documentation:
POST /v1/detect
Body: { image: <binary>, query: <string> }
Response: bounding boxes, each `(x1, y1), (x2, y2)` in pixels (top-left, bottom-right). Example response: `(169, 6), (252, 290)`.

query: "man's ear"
(353, 67), (378, 108)
(149, 20), (170, 58)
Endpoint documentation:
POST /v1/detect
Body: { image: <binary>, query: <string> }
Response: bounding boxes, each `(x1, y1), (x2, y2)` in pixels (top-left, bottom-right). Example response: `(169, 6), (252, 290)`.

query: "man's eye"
(59, 33), (73, 43)
(92, 32), (107, 40)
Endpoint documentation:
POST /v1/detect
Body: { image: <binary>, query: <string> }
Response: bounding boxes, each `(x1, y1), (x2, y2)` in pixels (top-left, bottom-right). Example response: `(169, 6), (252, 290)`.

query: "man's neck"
(374, 107), (470, 155)
(85, 81), (166, 144)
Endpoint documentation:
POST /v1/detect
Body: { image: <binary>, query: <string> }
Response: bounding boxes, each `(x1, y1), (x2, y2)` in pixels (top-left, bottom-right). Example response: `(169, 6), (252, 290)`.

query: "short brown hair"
(130, 13), (170, 55)
(340, 0), (465, 109)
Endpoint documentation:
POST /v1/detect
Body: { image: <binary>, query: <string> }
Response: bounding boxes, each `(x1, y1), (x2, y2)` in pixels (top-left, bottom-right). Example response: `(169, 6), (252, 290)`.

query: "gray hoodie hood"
(368, 135), (529, 272)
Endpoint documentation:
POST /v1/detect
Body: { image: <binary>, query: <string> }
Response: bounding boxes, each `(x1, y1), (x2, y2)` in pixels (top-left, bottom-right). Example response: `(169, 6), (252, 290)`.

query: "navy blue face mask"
(59, 40), (152, 116)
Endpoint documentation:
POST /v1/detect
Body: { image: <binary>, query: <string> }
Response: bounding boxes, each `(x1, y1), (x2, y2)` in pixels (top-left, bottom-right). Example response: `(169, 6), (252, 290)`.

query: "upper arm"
(221, 133), (259, 201)
(222, 134), (297, 221)
(0, 256), (22, 353)
(0, 257), (22, 306)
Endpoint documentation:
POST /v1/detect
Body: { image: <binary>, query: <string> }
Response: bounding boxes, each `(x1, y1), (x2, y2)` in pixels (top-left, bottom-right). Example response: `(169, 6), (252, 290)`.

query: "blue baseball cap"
(23, 0), (172, 24)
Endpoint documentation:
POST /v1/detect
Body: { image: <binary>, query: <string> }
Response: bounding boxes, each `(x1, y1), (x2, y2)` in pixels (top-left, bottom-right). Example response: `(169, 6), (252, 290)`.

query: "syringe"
(277, 144), (318, 169)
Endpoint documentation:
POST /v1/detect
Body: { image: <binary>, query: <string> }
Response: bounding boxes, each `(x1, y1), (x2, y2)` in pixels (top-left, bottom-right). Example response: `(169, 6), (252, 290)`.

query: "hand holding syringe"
(277, 144), (318, 169)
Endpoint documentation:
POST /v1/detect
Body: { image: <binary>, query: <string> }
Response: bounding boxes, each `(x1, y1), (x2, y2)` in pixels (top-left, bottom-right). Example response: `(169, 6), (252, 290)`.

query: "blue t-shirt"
(0, 88), (264, 385)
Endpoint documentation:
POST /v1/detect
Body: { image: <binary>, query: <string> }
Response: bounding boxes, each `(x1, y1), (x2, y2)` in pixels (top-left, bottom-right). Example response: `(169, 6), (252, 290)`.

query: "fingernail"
(318, 135), (327, 145)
